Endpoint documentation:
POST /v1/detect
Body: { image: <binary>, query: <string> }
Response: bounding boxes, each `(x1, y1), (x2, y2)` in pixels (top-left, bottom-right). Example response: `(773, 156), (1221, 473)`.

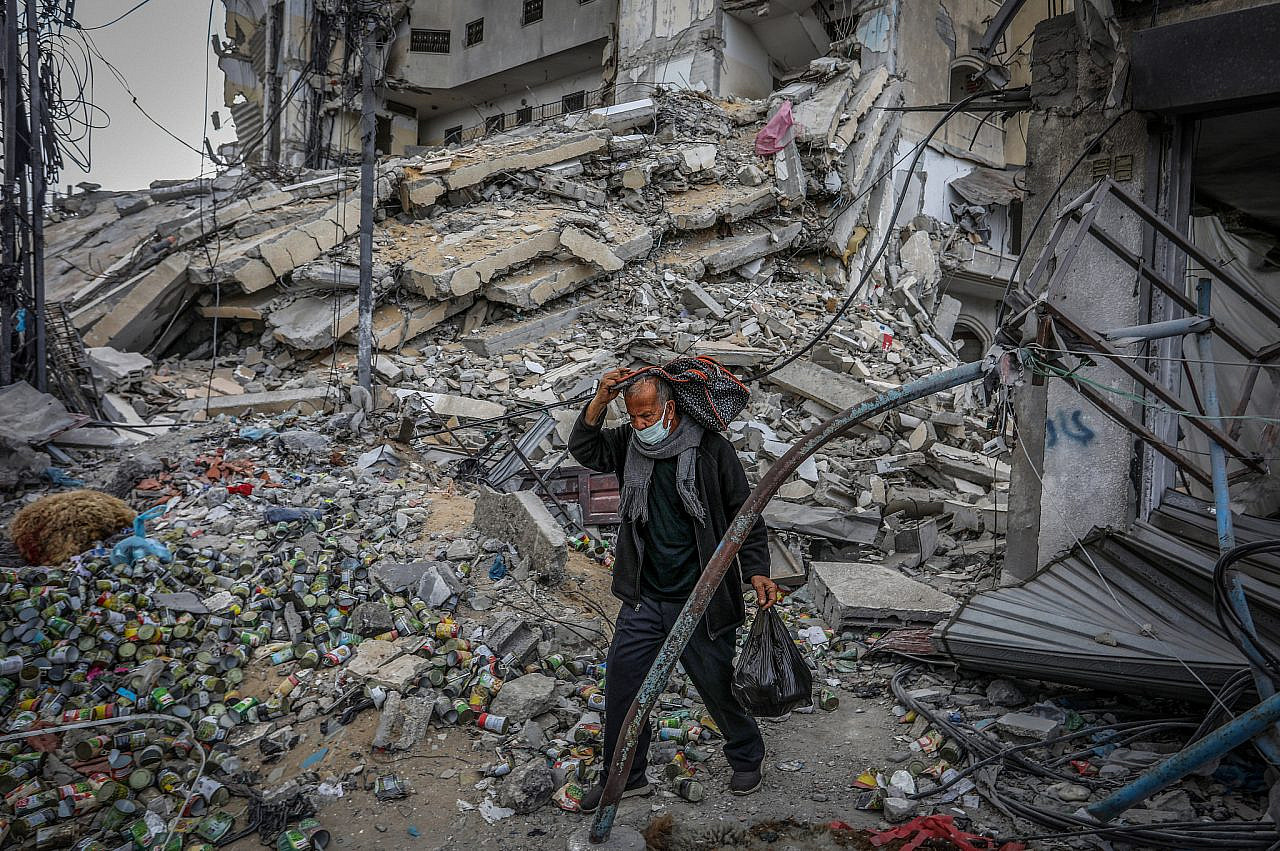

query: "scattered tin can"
(675, 777), (705, 802)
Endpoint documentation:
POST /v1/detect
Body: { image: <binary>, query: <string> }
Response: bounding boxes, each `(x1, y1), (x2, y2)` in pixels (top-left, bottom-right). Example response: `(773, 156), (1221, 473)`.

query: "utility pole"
(1, 0), (19, 386)
(356, 11), (375, 393)
(24, 0), (45, 391)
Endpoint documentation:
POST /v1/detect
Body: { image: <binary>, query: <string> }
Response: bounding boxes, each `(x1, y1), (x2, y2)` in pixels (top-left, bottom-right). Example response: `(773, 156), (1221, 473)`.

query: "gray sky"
(58, 0), (237, 192)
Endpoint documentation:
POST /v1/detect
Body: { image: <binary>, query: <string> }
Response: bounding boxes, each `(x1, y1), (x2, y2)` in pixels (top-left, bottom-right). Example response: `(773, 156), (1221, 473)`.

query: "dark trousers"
(603, 596), (765, 786)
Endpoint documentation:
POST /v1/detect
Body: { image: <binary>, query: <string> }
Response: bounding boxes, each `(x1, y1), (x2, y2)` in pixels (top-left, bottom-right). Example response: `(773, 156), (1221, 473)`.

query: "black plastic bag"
(731, 608), (813, 716)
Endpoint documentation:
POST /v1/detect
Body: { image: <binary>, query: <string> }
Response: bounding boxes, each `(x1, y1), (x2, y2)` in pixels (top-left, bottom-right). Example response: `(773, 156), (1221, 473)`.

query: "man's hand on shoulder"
(751, 575), (779, 609)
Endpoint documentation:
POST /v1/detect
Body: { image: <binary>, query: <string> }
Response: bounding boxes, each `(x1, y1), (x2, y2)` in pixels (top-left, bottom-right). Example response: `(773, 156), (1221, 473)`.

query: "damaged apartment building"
(215, 0), (1044, 357)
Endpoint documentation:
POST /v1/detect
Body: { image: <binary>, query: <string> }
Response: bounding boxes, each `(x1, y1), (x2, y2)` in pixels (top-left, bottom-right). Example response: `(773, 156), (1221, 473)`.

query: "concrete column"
(1004, 16), (1149, 579)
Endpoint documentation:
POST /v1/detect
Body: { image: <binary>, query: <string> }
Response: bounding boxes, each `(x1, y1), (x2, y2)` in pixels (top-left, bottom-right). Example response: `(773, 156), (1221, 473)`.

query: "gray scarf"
(620, 414), (706, 527)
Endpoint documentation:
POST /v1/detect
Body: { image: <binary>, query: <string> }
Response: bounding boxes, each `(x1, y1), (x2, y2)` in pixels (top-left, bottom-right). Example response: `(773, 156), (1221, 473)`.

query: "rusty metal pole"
(585, 356), (993, 844)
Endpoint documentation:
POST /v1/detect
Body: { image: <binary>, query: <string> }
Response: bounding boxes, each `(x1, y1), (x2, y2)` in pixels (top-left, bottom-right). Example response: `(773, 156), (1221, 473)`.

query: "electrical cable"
(1213, 540), (1280, 681)
(750, 90), (999, 382)
(891, 667), (1278, 847)
(70, 0), (162, 31)
(1027, 351), (1280, 425)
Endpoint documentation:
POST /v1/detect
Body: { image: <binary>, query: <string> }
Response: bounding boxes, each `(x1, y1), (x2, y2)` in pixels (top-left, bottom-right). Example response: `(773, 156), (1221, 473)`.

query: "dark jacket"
(568, 408), (770, 640)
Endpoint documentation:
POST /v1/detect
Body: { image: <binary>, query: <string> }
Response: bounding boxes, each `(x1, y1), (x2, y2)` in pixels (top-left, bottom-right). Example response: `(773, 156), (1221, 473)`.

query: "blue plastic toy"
(110, 504), (173, 566)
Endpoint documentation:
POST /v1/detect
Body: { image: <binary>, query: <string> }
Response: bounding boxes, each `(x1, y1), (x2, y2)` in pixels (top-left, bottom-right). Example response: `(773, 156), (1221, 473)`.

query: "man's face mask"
(634, 401), (674, 445)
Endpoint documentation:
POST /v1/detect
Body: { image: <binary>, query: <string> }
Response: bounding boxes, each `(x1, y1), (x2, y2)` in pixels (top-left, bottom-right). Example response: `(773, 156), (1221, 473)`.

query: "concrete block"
(679, 143), (718, 172)
(269, 294), (358, 350)
(444, 131), (609, 191)
(559, 226), (623, 271)
(473, 490), (567, 585)
(810, 561), (957, 629)
(83, 253), (191, 350)
(539, 173), (607, 206)
(461, 299), (598, 357)
(182, 387), (331, 418)
(995, 712), (1061, 740)
(391, 390), (505, 420)
(583, 98), (656, 133)
(86, 347), (152, 384)
(679, 281), (725, 319)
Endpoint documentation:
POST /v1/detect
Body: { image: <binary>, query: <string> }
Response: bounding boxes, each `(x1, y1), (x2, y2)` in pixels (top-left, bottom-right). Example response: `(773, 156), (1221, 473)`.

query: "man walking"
(568, 366), (778, 812)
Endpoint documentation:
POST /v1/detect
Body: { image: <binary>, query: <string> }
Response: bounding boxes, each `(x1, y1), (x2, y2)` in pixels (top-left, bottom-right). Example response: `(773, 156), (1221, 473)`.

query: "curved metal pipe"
(588, 358), (991, 843)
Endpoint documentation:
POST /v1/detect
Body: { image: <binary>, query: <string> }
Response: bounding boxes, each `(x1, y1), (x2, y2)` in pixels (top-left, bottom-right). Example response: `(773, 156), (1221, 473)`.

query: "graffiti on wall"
(1045, 409), (1096, 449)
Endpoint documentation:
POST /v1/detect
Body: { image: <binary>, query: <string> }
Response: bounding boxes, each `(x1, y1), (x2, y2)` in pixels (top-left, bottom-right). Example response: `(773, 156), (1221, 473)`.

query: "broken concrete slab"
(661, 222), (803, 280)
(398, 173), (445, 214)
(86, 346), (153, 384)
(679, 281), (725, 319)
(391, 390), (505, 420)
(346, 639), (400, 681)
(539, 173), (607, 206)
(775, 140), (807, 204)
(996, 711), (1061, 741)
(473, 490), (567, 585)
(0, 381), (81, 446)
(488, 672), (556, 722)
(667, 184), (776, 231)
(444, 131), (609, 191)
(182, 387), (332, 418)
(461, 299), (599, 357)
(486, 229), (653, 309)
(401, 228), (561, 299)
(794, 75), (854, 149)
(767, 360), (886, 427)
(581, 98), (656, 134)
(810, 561), (957, 629)
(367, 654), (432, 692)
(560, 226), (623, 271)
(833, 67), (891, 155)
(763, 501), (881, 544)
(196, 290), (277, 321)
(342, 295), (475, 350)
(269, 294), (358, 350)
(83, 253), (191, 350)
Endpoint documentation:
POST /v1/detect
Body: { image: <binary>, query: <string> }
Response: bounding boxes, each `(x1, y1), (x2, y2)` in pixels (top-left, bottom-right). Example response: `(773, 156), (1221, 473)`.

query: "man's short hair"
(622, 374), (672, 407)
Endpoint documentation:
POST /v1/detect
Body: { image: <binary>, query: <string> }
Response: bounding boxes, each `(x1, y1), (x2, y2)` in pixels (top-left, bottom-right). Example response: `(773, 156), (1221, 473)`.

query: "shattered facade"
(1006, 0), (1280, 577)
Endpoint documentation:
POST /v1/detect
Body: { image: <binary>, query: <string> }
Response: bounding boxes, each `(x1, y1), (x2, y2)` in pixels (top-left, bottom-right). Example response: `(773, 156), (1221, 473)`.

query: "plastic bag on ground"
(754, 100), (796, 155)
(731, 607), (813, 716)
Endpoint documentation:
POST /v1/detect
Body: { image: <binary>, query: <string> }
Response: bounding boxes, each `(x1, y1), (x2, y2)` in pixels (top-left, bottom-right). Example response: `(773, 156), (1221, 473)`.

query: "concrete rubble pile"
(0, 29), (1047, 848)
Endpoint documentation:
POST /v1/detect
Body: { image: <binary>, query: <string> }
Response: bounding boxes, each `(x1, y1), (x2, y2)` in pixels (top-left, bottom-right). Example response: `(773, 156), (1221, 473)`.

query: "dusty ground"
(216, 491), (906, 851)
(221, 687), (904, 851)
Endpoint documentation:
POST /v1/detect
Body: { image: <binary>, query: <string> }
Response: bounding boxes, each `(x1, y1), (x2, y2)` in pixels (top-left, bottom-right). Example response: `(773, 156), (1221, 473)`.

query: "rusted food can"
(675, 778), (705, 802)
